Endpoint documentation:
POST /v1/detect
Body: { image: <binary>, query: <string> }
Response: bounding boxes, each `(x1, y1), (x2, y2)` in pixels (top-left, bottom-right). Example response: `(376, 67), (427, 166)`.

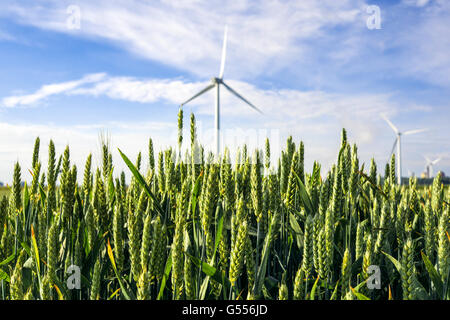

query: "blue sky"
(0, 0), (449, 183)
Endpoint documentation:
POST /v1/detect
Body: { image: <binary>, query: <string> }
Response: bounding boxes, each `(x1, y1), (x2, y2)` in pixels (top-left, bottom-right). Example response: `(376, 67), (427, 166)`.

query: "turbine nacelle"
(211, 77), (222, 84)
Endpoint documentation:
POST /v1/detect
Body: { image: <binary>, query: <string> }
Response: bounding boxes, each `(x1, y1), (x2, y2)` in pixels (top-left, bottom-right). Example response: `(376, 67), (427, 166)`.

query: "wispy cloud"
(1, 73), (106, 108)
(2, 0), (449, 89)
(1, 0), (368, 79)
(1, 72), (397, 124)
(402, 0), (431, 7)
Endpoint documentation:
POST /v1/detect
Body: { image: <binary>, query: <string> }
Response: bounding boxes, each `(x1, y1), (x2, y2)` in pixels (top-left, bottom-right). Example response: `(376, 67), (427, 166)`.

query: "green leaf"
(187, 253), (231, 292)
(212, 204), (224, 264)
(31, 225), (40, 275)
(443, 267), (450, 299)
(330, 279), (340, 300)
(53, 284), (64, 300)
(107, 239), (135, 300)
(288, 213), (304, 250)
(351, 287), (371, 300)
(118, 148), (164, 216)
(190, 170), (203, 217)
(310, 276), (320, 300)
(20, 242), (32, 256)
(383, 251), (428, 300)
(421, 251), (443, 298)
(108, 288), (121, 300)
(354, 278), (368, 292)
(199, 205), (224, 300)
(52, 277), (70, 300)
(199, 272), (210, 300)
(293, 171), (313, 216)
(0, 268), (10, 282)
(157, 249), (172, 300)
(253, 215), (276, 298)
(83, 231), (106, 275)
(0, 252), (16, 266)
(382, 251), (402, 275)
(411, 277), (429, 300)
(39, 183), (47, 204)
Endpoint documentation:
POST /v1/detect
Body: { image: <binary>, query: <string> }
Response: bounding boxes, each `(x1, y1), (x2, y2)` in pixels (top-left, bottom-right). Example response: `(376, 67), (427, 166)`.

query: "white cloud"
(70, 77), (207, 105)
(1, 73), (397, 127)
(1, 0), (450, 90)
(1, 73), (106, 108)
(1, 0), (367, 79)
(402, 0), (431, 7)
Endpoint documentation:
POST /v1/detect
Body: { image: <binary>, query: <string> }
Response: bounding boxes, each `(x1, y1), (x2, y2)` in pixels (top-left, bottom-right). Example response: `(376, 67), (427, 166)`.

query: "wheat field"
(0, 110), (449, 300)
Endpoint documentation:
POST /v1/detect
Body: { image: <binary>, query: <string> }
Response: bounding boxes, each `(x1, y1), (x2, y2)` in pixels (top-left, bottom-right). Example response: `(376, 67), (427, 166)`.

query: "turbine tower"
(425, 156), (441, 178)
(381, 114), (427, 185)
(181, 26), (263, 156)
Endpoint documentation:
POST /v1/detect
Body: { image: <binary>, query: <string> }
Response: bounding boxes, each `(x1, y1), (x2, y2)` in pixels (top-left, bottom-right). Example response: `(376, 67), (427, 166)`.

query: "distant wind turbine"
(424, 156), (441, 178)
(381, 114), (427, 185)
(180, 25), (263, 156)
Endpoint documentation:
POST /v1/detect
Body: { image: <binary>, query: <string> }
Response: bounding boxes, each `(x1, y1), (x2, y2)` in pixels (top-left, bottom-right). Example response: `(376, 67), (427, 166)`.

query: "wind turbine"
(180, 26), (263, 156)
(381, 114), (427, 185)
(424, 156), (441, 178)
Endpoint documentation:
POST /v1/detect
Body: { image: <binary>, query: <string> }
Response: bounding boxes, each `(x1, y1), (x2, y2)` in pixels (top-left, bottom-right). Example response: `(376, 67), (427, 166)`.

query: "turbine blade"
(381, 114), (399, 134)
(431, 158), (441, 165)
(403, 128), (428, 135)
(221, 81), (263, 114)
(180, 84), (215, 106)
(219, 25), (228, 79)
(390, 137), (398, 156)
